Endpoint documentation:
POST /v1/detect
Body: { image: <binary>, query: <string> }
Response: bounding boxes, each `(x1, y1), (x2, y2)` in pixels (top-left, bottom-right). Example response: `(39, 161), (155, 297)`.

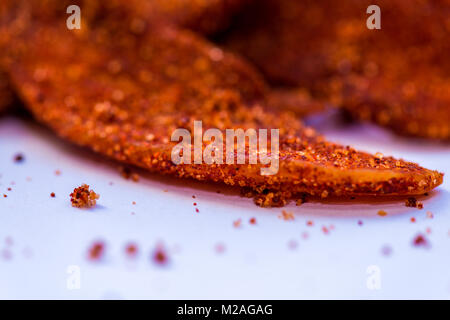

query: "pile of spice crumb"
(70, 184), (99, 208)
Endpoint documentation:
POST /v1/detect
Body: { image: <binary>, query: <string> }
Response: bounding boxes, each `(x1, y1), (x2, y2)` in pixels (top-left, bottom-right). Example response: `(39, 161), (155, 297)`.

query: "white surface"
(0, 114), (449, 299)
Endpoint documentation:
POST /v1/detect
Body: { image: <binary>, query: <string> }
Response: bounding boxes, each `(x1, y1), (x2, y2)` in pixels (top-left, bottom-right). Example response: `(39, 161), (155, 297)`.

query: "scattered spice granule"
(1, 249), (12, 261)
(410, 217), (416, 223)
(132, 201), (136, 205)
(119, 166), (139, 182)
(55, 169), (61, 176)
(426, 211), (434, 219)
(279, 210), (295, 221)
(195, 208), (199, 213)
(288, 239), (298, 250)
(215, 243), (226, 254)
(50, 192), (55, 198)
(7, 187), (11, 191)
(233, 219), (242, 228)
(381, 245), (392, 257)
(306, 220), (314, 227)
(152, 246), (169, 266)
(193, 202), (197, 206)
(426, 227), (432, 234)
(412, 233), (429, 248)
(13, 153), (24, 163)
(5, 236), (13, 246)
(3, 194), (7, 198)
(329, 224), (335, 231)
(249, 217), (257, 225)
(357, 220), (363, 226)
(87, 241), (105, 261)
(192, 195), (196, 199)
(322, 226), (329, 235)
(377, 210), (387, 217)
(125, 243), (138, 258)
(405, 197), (423, 209)
(70, 184), (99, 208)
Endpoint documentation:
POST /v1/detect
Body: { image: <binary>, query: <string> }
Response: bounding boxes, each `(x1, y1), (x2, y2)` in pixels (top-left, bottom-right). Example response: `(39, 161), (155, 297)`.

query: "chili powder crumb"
(233, 219), (242, 228)
(249, 217), (257, 225)
(377, 210), (387, 217)
(70, 184), (99, 208)
(279, 210), (295, 221)
(152, 246), (169, 266)
(87, 241), (105, 261)
(410, 217), (416, 223)
(306, 220), (314, 227)
(405, 197), (423, 209)
(215, 243), (226, 254)
(381, 245), (392, 257)
(412, 233), (429, 248)
(125, 243), (138, 258)
(13, 153), (24, 163)
(119, 166), (139, 182)
(357, 220), (363, 226)
(50, 192), (55, 198)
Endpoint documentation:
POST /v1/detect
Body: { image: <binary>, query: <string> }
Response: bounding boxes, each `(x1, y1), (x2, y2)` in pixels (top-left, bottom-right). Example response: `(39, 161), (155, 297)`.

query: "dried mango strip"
(222, 0), (450, 139)
(0, 2), (443, 206)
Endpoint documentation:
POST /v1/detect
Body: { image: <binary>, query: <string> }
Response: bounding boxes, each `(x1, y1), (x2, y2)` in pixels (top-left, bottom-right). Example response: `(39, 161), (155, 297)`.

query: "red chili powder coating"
(87, 241), (105, 261)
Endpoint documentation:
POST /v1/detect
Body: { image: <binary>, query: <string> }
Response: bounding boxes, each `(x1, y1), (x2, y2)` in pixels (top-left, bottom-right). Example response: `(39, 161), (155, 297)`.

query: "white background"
(0, 113), (449, 299)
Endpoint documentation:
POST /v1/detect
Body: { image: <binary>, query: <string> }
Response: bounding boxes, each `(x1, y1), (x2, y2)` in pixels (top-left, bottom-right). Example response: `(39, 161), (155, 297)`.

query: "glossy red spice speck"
(50, 192), (55, 198)
(249, 217), (256, 225)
